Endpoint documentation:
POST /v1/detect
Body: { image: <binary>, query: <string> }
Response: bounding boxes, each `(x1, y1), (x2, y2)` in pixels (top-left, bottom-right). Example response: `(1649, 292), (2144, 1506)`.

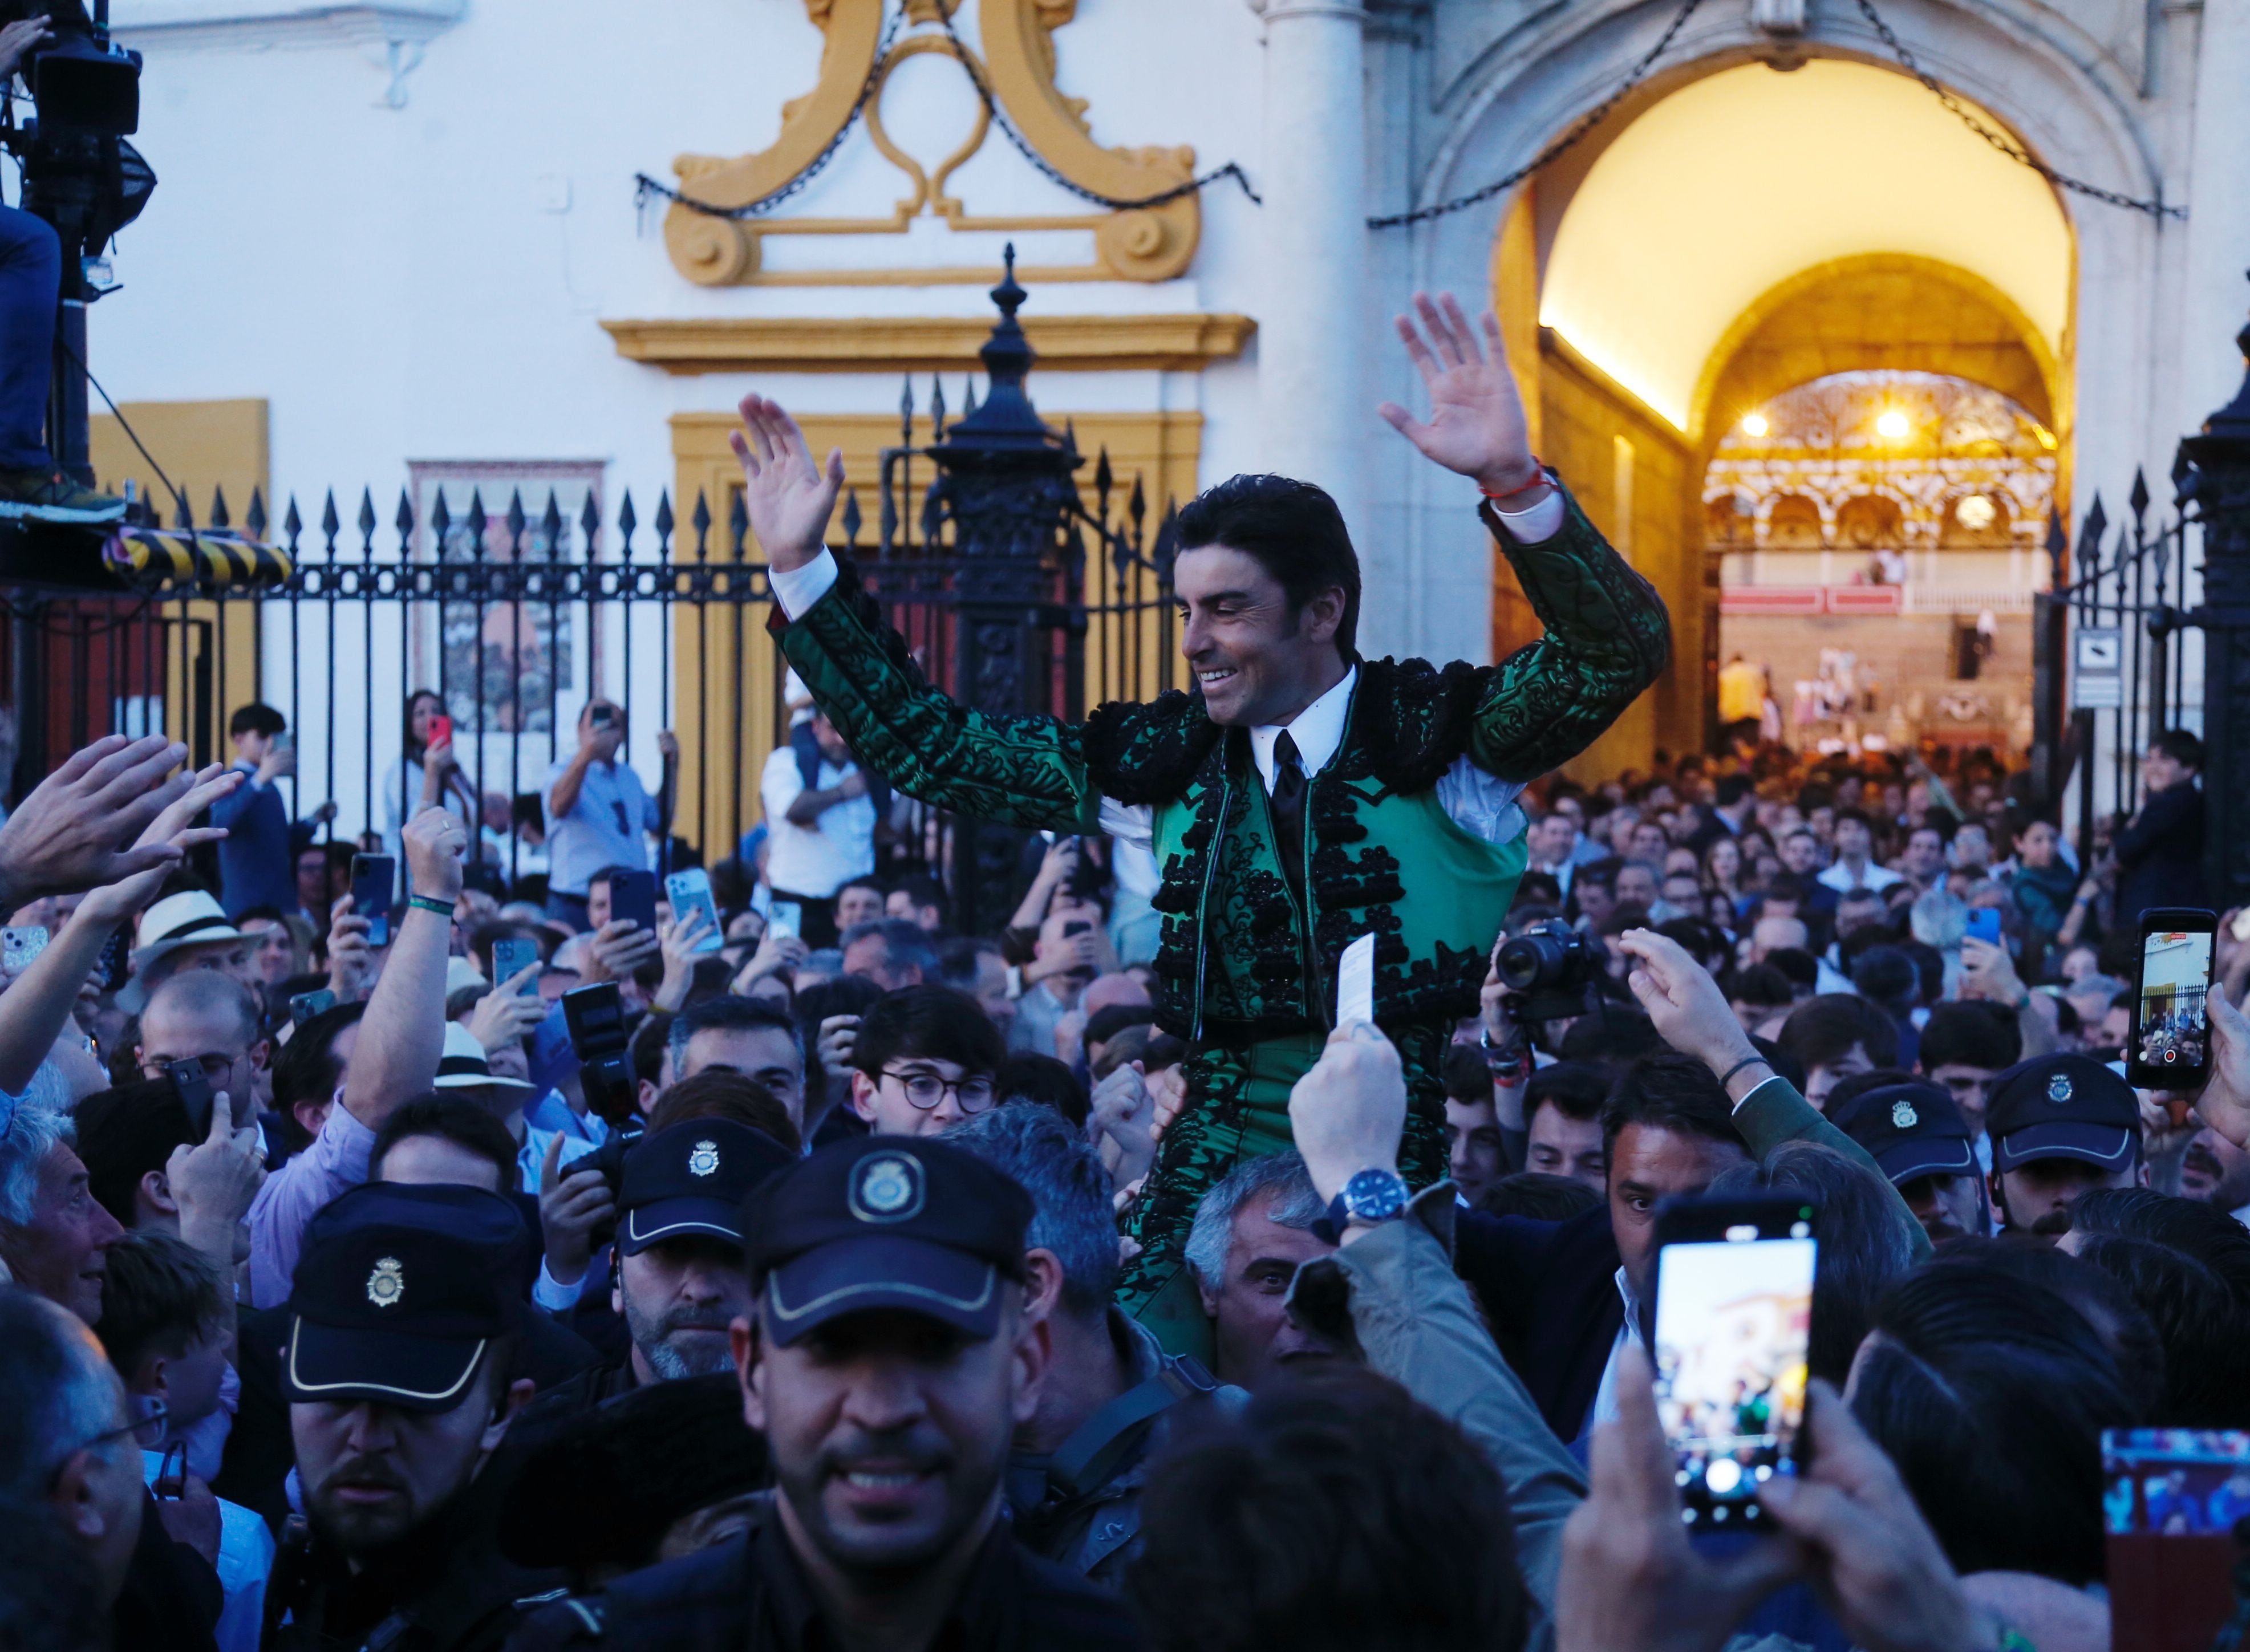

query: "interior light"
(1741, 412), (1769, 438)
(1876, 409), (1910, 440)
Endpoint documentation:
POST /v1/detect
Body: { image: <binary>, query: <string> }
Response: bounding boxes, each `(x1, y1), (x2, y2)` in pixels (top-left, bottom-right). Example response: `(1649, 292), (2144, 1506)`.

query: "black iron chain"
(1367, 0), (1707, 230)
(635, 1), (906, 223)
(933, 8), (1261, 209)
(1852, 0), (2183, 221)
(644, 1), (1259, 224)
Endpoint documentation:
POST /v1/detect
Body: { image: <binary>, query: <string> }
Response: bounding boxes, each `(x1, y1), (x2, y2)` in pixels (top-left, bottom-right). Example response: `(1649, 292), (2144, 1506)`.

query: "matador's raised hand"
(732, 394), (845, 576)
(1379, 291), (1543, 497)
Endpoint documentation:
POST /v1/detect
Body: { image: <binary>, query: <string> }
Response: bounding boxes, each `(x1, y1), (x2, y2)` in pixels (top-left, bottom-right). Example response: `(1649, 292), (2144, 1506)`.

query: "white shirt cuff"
(769, 550), (840, 621)
(1493, 490), (1567, 543)
(533, 1257), (594, 1311)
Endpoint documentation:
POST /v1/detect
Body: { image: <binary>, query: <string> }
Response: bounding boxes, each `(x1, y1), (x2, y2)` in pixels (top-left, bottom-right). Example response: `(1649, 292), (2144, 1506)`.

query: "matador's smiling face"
(1174, 544), (1348, 730)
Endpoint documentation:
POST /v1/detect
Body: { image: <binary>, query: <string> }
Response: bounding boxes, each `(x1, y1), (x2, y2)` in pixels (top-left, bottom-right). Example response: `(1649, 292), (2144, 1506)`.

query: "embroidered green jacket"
(774, 492), (1668, 1042)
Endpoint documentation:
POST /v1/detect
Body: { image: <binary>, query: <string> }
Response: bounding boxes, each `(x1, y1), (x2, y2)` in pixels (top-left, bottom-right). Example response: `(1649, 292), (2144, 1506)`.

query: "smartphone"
(664, 869), (725, 955)
(1963, 907), (2002, 947)
(768, 899), (801, 941)
(167, 1059), (216, 1138)
(1, 925), (48, 973)
(2129, 908), (2217, 1089)
(1651, 1193), (1819, 1527)
(588, 704), (617, 729)
(492, 936), (542, 996)
(426, 713), (452, 749)
(94, 926), (128, 992)
(288, 988), (336, 1025)
(350, 854), (396, 948)
(607, 868), (658, 933)
(2104, 1427), (2249, 1652)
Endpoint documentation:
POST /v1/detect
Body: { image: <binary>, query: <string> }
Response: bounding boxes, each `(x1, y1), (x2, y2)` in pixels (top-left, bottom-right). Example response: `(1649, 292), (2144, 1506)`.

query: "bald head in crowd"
(136, 968), (268, 1128)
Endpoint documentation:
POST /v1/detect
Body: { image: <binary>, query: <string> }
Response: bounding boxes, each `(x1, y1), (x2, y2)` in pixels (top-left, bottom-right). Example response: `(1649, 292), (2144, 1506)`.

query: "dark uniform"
(262, 1183), (566, 1652)
(504, 1118), (796, 1451)
(509, 1138), (1141, 1649)
(1006, 1308), (1239, 1589)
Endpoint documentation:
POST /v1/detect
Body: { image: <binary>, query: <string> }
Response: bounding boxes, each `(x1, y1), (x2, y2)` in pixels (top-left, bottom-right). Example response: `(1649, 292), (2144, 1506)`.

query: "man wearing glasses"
(845, 984), (1009, 1138)
(0, 1287), (221, 1652)
(136, 971), (269, 1134)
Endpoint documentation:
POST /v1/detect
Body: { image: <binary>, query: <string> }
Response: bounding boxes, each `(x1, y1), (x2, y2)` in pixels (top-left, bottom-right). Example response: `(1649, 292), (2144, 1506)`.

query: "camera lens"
(1497, 932), (1561, 992)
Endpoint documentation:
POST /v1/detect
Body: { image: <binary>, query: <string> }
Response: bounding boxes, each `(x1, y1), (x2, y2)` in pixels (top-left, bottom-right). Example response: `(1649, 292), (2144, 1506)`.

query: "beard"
(621, 1286), (738, 1380)
(306, 1452), (432, 1556)
(2029, 1207), (2076, 1238)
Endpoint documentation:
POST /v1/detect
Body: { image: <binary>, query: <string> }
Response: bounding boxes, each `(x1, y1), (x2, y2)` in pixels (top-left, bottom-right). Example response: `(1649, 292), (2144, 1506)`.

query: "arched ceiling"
(1538, 58), (2073, 432)
(1698, 254), (2057, 444)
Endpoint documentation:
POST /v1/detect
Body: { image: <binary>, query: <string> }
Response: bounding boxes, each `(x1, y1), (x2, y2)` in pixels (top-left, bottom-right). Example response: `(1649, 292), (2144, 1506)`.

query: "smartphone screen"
(427, 713), (452, 749)
(492, 936), (542, 996)
(351, 854), (396, 948)
(2131, 911), (2216, 1086)
(768, 900), (801, 941)
(607, 869), (658, 932)
(664, 870), (725, 954)
(1652, 1196), (1818, 1526)
(1964, 908), (2002, 947)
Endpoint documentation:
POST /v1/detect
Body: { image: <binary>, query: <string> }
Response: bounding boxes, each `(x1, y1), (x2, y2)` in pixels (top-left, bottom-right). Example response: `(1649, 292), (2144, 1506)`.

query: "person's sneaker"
(0, 467), (129, 525)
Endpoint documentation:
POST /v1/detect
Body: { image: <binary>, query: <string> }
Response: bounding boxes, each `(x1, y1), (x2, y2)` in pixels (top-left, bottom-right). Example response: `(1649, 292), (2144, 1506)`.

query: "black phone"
(288, 988), (337, 1025)
(167, 1059), (216, 1138)
(351, 854), (396, 948)
(2129, 907), (2216, 1089)
(607, 868), (658, 933)
(94, 925), (129, 992)
(588, 703), (617, 729)
(1651, 1192), (1820, 1527)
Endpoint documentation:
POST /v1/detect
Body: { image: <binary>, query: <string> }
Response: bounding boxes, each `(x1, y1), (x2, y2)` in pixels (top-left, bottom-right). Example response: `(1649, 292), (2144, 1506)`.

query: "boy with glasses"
(846, 984), (1008, 1137)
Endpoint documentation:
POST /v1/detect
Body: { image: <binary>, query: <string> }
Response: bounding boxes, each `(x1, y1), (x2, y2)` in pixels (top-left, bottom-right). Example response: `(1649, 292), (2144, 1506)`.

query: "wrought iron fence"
(2032, 463), (2201, 858)
(0, 387), (1180, 928)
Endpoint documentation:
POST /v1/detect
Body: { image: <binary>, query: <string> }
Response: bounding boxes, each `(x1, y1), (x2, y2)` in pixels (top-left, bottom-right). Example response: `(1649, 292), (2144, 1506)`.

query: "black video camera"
(1495, 919), (1604, 1026)
(14, 2), (141, 136)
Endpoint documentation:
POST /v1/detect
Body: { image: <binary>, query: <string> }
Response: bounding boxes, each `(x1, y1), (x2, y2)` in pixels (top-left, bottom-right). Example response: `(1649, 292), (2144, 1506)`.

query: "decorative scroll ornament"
(662, 0), (1203, 287)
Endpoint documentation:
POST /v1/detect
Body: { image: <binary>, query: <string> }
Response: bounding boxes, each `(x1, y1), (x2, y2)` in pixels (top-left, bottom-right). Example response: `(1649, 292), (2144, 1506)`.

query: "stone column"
(2179, 0), (2250, 433)
(1250, 0), (1371, 537)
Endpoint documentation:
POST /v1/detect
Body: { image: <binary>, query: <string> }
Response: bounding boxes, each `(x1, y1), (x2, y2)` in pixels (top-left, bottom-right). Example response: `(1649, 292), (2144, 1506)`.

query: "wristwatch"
(1325, 1166), (1410, 1235)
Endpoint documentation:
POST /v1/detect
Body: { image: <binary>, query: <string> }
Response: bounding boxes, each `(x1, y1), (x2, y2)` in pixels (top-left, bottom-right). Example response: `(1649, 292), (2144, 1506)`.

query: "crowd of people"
(5, 302), (2247, 1652)
(0, 697), (2242, 1652)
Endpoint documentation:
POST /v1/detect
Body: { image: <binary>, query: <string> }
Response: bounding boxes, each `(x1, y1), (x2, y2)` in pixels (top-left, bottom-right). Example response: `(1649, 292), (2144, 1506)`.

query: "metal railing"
(0, 409), (1181, 923)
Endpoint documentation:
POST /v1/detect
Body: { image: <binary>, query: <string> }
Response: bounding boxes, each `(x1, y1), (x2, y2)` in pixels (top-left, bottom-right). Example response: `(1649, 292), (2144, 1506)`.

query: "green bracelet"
(407, 895), (455, 918)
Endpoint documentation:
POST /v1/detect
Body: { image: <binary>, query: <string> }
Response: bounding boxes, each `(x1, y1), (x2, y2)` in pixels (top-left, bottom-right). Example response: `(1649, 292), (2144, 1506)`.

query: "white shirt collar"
(1247, 665), (1357, 795)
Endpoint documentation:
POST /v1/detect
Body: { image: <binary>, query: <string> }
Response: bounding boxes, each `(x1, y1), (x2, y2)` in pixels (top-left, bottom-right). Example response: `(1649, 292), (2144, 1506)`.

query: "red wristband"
(1479, 465), (1552, 505)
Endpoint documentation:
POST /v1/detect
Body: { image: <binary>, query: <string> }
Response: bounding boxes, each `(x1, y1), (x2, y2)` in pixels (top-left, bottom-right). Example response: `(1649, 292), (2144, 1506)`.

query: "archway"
(1487, 54), (2076, 770)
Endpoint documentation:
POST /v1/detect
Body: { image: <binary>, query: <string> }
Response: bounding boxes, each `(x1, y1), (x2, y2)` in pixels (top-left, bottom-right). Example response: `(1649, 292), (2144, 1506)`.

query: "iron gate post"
(2188, 299), (2250, 911)
(923, 249), (1084, 935)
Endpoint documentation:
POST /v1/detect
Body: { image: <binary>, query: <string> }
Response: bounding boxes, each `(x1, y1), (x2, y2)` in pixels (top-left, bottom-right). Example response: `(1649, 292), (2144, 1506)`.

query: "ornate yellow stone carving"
(660, 0), (1202, 287)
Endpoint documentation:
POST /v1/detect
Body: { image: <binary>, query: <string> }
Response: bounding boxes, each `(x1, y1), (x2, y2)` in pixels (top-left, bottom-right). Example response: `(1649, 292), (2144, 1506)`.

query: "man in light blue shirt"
(541, 699), (678, 928)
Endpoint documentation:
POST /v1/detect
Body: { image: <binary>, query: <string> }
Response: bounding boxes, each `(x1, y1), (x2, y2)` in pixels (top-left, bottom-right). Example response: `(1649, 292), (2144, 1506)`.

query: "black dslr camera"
(561, 983), (637, 1128)
(1495, 919), (1604, 1026)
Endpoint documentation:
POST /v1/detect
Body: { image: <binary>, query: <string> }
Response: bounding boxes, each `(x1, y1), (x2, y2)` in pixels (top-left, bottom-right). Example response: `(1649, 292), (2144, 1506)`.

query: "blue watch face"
(1343, 1167), (1408, 1222)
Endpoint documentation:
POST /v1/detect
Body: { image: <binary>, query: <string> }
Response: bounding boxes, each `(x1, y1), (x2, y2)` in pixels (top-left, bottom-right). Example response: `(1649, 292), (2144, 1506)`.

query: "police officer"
(1983, 1053), (2147, 1241)
(946, 1102), (1238, 1588)
(529, 1118), (797, 1419)
(1830, 1078), (1989, 1243)
(265, 1182), (557, 1652)
(508, 1136), (1140, 1650)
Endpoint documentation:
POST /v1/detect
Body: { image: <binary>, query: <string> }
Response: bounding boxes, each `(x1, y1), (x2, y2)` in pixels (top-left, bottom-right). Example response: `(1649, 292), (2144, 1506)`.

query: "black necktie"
(1272, 731), (1308, 906)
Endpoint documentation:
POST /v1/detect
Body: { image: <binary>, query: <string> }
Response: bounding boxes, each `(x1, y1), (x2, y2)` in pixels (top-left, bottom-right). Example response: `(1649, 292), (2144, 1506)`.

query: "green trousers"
(1117, 1021), (1452, 1362)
